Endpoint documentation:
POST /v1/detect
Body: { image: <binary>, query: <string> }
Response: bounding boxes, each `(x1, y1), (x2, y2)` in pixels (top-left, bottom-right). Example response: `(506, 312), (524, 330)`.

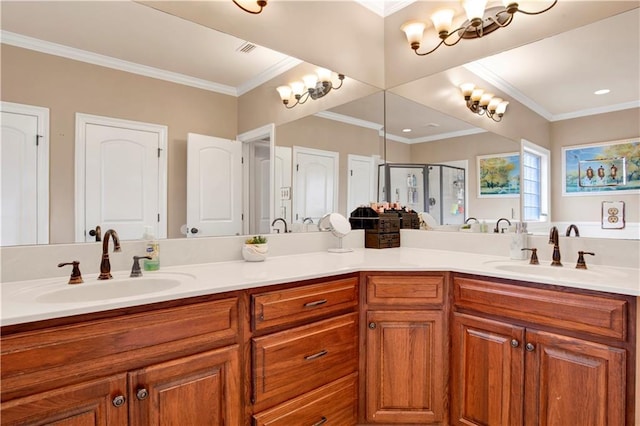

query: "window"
(522, 141), (550, 222)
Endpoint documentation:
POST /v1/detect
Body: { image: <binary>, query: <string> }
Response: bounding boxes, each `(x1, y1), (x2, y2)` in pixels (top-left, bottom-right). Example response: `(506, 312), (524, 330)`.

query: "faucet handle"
(58, 261), (84, 285)
(576, 251), (595, 269)
(521, 248), (539, 265)
(130, 256), (152, 277)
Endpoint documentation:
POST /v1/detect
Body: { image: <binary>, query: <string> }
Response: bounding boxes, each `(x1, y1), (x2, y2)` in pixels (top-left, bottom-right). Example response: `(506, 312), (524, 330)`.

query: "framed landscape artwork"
(477, 152), (520, 198)
(563, 138), (640, 196)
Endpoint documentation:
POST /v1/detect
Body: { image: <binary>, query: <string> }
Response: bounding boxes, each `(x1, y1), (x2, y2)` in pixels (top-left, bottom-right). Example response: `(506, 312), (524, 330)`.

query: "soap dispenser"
(143, 226), (160, 271)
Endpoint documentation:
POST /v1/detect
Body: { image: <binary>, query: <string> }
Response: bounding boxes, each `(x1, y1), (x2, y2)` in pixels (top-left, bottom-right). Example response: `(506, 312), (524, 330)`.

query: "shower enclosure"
(378, 163), (466, 226)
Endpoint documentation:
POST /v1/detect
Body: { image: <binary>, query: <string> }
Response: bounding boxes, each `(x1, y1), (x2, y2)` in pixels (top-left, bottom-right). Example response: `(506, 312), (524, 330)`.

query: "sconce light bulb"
(459, 83), (475, 99)
(290, 81), (306, 97)
(496, 100), (509, 115)
(462, 0), (488, 22)
(488, 97), (503, 112)
(276, 85), (292, 102)
(479, 93), (494, 106)
(431, 9), (454, 39)
(316, 68), (332, 83)
(401, 21), (426, 50)
(302, 74), (319, 90)
(470, 88), (484, 101)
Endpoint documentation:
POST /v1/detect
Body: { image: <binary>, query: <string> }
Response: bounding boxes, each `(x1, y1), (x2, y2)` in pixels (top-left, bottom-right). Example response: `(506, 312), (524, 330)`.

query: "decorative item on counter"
(143, 227), (160, 271)
(349, 206), (400, 249)
(318, 213), (353, 253)
(242, 235), (269, 262)
(510, 222), (528, 260)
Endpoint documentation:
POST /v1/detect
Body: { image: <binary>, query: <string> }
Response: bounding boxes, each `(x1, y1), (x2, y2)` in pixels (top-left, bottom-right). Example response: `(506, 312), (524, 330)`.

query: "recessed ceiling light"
(594, 89), (610, 95)
(402, 128), (412, 133)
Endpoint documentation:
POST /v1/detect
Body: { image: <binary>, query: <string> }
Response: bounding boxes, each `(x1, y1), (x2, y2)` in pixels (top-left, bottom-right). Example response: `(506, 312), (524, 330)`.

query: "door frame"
(74, 113), (168, 242)
(1, 101), (50, 244)
(237, 123), (275, 236)
(292, 145), (339, 223)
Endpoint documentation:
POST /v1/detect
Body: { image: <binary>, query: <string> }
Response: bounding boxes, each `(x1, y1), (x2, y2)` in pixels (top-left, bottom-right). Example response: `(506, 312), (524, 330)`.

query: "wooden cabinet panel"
(128, 345), (241, 426)
(451, 313), (525, 426)
(253, 373), (357, 426)
(366, 274), (444, 307)
(252, 277), (358, 331)
(453, 277), (628, 340)
(1, 374), (128, 426)
(252, 313), (358, 409)
(365, 310), (445, 424)
(524, 329), (626, 426)
(2, 298), (238, 401)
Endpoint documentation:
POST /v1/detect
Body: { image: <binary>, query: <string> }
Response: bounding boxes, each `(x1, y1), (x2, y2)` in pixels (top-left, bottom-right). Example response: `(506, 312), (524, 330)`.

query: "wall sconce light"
(276, 68), (345, 109)
(233, 0), (267, 14)
(460, 83), (509, 122)
(401, 0), (557, 56)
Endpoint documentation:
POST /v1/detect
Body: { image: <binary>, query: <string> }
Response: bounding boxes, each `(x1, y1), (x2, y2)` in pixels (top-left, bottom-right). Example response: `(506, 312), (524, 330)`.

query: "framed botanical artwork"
(477, 152), (520, 198)
(562, 138), (640, 196)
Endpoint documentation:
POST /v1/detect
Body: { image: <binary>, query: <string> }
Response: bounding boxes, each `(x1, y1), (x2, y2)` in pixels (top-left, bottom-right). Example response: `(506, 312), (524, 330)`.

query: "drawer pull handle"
(525, 343), (535, 352)
(304, 349), (328, 361)
(304, 299), (327, 308)
(510, 339), (520, 348)
(136, 388), (149, 400)
(312, 416), (328, 426)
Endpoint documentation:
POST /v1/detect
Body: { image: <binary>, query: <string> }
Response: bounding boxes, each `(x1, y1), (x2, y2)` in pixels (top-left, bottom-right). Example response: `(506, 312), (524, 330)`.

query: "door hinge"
(157, 214), (160, 222)
(157, 148), (162, 158)
(241, 157), (244, 164)
(350, 169), (353, 176)
(36, 135), (43, 146)
(296, 164), (299, 172)
(241, 213), (244, 221)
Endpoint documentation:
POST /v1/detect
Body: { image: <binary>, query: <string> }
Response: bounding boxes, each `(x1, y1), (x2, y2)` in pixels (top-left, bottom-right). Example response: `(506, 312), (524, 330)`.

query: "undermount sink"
(35, 273), (194, 303)
(485, 261), (629, 281)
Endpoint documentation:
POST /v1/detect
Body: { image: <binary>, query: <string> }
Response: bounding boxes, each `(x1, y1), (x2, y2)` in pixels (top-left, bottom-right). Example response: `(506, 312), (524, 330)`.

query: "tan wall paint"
(1, 45), (237, 242)
(385, 140), (411, 163)
(410, 132), (520, 221)
(276, 115), (381, 216)
(550, 108), (639, 224)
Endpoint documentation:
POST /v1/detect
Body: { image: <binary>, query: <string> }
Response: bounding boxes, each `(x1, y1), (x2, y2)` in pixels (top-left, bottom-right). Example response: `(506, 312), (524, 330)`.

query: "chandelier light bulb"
(430, 9), (455, 38)
(290, 81), (306, 97)
(276, 86), (292, 102)
(462, 0), (488, 24)
(401, 21), (426, 50)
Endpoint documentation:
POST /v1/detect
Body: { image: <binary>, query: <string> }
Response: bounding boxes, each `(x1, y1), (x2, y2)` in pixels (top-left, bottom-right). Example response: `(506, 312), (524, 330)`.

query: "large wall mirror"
(1, 1), (637, 247)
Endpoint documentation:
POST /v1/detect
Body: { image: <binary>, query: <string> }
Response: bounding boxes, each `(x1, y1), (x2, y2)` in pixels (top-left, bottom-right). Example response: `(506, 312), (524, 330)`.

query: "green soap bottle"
(143, 226), (160, 271)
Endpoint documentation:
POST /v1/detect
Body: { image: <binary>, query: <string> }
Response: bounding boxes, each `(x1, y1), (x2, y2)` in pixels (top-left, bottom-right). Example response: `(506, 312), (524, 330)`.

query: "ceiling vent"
(237, 42), (257, 54)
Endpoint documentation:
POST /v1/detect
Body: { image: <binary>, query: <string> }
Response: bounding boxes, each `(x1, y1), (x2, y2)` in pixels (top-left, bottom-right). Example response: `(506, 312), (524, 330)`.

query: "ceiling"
(1, 1), (638, 142)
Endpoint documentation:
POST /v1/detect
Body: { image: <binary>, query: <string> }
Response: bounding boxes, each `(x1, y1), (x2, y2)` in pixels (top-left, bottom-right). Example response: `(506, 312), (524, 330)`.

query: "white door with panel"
(187, 133), (242, 237)
(347, 154), (377, 216)
(75, 114), (167, 242)
(0, 102), (49, 246)
(292, 146), (338, 225)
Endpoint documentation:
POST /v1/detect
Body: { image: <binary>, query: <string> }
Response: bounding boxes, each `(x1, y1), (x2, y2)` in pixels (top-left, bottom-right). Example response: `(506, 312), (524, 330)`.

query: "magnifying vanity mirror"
(1, 1), (637, 248)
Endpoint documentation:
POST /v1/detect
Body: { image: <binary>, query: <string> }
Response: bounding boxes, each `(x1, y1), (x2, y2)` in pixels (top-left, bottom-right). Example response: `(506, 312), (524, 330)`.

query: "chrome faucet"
(548, 226), (562, 266)
(494, 218), (512, 233)
(565, 224), (580, 237)
(98, 229), (121, 280)
(271, 217), (289, 233)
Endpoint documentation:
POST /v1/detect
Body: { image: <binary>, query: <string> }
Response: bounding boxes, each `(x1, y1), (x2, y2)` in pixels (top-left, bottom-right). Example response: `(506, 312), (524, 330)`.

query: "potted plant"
(242, 235), (268, 262)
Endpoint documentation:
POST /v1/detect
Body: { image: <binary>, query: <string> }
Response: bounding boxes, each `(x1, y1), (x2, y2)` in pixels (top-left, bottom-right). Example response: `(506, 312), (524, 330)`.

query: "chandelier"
(233, 0), (267, 14)
(276, 68), (345, 109)
(459, 83), (509, 122)
(401, 0), (557, 56)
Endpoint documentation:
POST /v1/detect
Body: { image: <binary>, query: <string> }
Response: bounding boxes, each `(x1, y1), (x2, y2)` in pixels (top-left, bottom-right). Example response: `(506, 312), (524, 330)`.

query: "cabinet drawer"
(252, 313), (358, 407)
(1, 297), (238, 401)
(252, 277), (358, 331)
(367, 274), (445, 306)
(253, 373), (357, 426)
(453, 276), (628, 340)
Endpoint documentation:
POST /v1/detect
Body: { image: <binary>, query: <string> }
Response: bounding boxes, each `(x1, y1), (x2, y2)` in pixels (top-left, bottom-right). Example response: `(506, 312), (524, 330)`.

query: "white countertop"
(2, 247), (639, 326)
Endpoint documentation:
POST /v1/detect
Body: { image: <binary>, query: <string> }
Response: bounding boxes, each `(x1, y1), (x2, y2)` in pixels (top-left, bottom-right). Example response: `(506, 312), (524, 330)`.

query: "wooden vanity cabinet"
(1, 296), (242, 426)
(451, 274), (636, 426)
(249, 275), (359, 425)
(361, 272), (449, 425)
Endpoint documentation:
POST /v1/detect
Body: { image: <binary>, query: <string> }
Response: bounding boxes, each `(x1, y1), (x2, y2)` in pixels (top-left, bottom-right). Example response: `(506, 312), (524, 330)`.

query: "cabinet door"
(524, 329), (626, 426)
(1, 374), (127, 426)
(365, 310), (445, 424)
(128, 345), (241, 426)
(451, 313), (525, 426)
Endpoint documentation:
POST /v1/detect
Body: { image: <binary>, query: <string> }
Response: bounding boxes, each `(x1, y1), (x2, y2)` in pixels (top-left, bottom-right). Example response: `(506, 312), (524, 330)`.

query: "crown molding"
(315, 110), (383, 131)
(549, 100), (640, 122)
(354, 0), (416, 17)
(237, 56), (302, 96)
(1, 31), (238, 96)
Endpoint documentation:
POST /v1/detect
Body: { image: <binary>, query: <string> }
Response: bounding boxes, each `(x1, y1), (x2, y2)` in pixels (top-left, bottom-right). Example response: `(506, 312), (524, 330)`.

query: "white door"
(1, 102), (49, 246)
(293, 146), (338, 224)
(274, 146), (292, 229)
(187, 133), (242, 237)
(347, 154), (376, 216)
(76, 114), (167, 242)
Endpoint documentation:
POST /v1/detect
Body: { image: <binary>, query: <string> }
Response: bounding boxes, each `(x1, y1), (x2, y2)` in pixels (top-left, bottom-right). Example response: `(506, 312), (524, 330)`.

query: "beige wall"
(550, 108), (640, 224)
(410, 132), (520, 221)
(1, 45), (237, 242)
(275, 115), (382, 216)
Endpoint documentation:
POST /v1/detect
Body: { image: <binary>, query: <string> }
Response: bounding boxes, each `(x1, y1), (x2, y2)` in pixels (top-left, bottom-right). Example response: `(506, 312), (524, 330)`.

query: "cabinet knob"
(525, 343), (535, 352)
(136, 388), (149, 400)
(368, 322), (376, 329)
(510, 339), (520, 348)
(112, 395), (126, 407)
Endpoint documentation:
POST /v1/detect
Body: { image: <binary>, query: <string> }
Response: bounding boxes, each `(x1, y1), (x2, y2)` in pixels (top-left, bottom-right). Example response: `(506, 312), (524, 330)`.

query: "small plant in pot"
(242, 235), (268, 262)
